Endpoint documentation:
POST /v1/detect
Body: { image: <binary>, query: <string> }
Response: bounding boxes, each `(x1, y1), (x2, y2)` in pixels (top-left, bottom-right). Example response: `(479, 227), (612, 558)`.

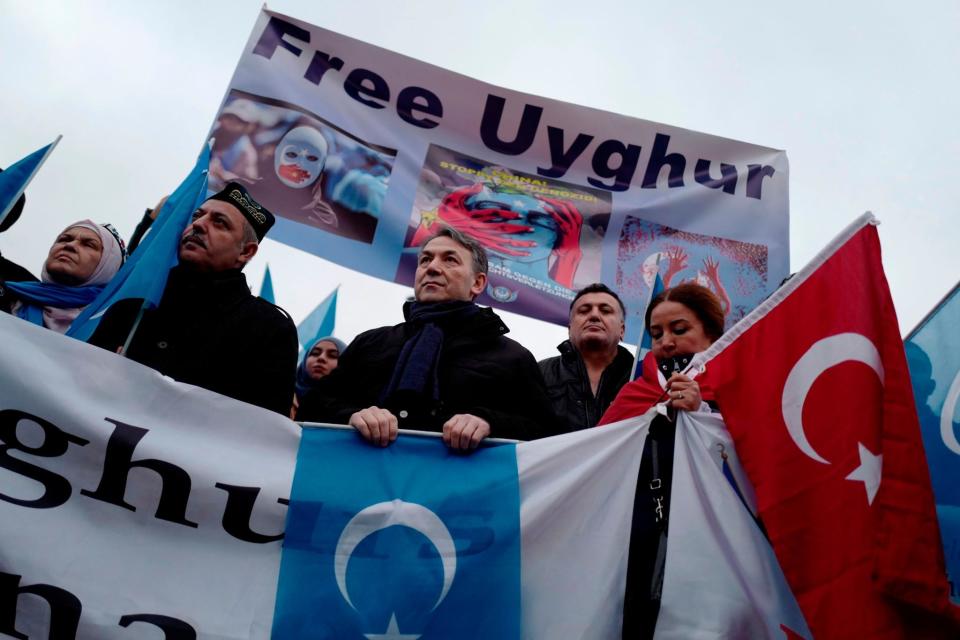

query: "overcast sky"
(2, 0), (958, 360)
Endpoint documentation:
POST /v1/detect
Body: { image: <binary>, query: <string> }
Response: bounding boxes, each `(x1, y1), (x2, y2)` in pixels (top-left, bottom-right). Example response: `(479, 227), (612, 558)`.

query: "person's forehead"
(317, 340), (340, 352)
(420, 236), (469, 258)
(575, 292), (618, 308)
(198, 199), (245, 223)
(61, 226), (101, 244)
(650, 300), (699, 323)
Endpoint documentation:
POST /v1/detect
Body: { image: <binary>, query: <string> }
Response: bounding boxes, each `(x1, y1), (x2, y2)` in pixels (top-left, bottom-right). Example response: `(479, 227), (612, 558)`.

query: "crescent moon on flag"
(781, 333), (885, 464)
(941, 369), (960, 455)
(334, 499), (457, 612)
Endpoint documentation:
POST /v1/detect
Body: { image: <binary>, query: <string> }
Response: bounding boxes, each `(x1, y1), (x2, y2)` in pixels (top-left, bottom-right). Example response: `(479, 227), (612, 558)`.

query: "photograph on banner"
(615, 215), (769, 338)
(208, 90), (396, 244)
(215, 7), (789, 313)
(396, 144), (610, 325)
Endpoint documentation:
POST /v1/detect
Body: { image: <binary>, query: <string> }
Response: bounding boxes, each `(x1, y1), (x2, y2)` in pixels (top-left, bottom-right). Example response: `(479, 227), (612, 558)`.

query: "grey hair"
(419, 226), (488, 276)
(240, 219), (259, 247)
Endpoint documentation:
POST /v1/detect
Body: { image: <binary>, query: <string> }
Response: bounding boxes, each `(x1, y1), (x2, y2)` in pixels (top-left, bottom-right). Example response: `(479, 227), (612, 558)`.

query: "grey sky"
(2, 0), (957, 359)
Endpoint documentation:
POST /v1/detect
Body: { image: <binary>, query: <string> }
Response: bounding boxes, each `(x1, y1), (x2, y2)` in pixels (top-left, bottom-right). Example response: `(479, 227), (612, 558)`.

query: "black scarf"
(378, 300), (480, 407)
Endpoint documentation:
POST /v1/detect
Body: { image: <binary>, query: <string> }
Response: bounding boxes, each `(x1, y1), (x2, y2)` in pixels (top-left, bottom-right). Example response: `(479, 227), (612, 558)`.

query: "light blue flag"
(905, 281), (960, 605)
(0, 136), (61, 227)
(67, 143), (211, 341)
(259, 264), (275, 304)
(273, 428), (521, 638)
(632, 270), (665, 380)
(297, 286), (338, 351)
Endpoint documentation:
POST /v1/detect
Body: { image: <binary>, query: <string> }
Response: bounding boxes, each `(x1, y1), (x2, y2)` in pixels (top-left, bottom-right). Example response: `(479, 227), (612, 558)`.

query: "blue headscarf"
(5, 281), (104, 325)
(295, 336), (347, 399)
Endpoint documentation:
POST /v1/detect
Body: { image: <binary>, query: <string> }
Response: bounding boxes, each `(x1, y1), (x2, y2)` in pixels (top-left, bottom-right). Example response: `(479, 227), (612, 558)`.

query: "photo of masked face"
(206, 92), (396, 245)
(274, 126), (328, 189)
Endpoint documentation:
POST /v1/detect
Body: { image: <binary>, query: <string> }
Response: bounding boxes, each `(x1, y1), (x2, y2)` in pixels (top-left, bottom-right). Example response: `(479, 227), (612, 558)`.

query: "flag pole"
(299, 421), (519, 445)
(631, 253), (663, 378)
(119, 302), (148, 357)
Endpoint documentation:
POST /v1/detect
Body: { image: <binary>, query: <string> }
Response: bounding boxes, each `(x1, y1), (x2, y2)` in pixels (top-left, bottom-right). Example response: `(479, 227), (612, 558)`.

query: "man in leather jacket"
(538, 283), (633, 433)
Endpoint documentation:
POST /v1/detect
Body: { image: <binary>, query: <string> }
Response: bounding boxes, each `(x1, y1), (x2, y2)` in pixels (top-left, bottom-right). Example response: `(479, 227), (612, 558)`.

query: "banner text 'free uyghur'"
(211, 8), (789, 336)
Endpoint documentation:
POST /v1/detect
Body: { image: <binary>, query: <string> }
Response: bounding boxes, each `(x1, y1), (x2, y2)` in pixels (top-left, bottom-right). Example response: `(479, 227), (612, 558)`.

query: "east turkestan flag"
(0, 136), (61, 229)
(906, 280), (960, 607)
(66, 143), (210, 342)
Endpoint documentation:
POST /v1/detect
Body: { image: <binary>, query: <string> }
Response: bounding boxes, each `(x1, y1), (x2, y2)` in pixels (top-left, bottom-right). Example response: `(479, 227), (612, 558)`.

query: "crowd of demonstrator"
(1, 179), (718, 441)
(1, 180), (725, 632)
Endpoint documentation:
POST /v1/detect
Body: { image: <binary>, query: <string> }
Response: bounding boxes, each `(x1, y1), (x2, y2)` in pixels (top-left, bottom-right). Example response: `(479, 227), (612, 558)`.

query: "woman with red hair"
(598, 283), (725, 638)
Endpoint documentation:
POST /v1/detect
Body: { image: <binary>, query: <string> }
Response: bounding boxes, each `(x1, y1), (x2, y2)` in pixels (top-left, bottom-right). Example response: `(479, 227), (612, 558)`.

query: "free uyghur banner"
(211, 8), (789, 336)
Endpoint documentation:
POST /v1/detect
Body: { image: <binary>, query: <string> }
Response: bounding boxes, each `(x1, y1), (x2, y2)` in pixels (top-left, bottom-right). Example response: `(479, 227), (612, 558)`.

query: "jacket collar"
(558, 339), (634, 371)
(163, 265), (249, 307)
(402, 301), (509, 338)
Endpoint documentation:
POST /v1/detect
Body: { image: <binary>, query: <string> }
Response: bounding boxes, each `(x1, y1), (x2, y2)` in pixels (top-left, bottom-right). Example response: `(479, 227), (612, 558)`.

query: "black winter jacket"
(538, 340), (634, 433)
(298, 303), (556, 440)
(88, 265), (298, 415)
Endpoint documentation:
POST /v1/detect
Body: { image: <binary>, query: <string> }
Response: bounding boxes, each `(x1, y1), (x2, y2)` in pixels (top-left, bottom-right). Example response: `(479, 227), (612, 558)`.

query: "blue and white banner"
(906, 281), (960, 605)
(0, 313), (807, 638)
(212, 8), (789, 335)
(275, 428), (524, 638)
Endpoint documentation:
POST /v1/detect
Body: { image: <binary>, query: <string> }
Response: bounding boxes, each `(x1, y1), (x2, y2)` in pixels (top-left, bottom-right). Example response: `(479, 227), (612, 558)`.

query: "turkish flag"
(699, 216), (957, 638)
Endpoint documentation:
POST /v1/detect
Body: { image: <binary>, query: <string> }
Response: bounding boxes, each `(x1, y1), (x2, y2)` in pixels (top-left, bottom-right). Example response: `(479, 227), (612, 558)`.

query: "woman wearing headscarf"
(1, 220), (125, 333)
(291, 336), (346, 419)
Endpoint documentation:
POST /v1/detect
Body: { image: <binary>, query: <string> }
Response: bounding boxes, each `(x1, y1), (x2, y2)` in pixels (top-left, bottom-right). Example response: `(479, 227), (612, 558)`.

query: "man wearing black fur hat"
(89, 182), (298, 415)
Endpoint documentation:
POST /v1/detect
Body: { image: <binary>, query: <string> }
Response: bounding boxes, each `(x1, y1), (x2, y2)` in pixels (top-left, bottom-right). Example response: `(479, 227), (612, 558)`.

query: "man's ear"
(618, 319), (625, 340)
(237, 242), (259, 267)
(469, 271), (488, 299)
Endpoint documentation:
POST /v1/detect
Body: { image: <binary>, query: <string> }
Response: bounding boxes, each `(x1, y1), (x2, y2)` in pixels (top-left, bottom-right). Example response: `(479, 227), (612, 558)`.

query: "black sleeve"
(87, 299), (141, 353)
(0, 252), (38, 314)
(465, 348), (560, 441)
(127, 210), (155, 255)
(0, 254), (38, 285)
(248, 307), (300, 416)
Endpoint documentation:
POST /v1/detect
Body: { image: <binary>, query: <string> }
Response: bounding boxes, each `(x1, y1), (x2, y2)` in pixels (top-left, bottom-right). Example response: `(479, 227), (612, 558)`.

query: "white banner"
(212, 8), (789, 336)
(0, 314), (298, 638)
(1, 313), (809, 638)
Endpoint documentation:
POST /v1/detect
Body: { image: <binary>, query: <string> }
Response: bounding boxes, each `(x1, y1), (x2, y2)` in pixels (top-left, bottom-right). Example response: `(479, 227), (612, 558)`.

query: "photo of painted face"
(398, 144), (610, 326)
(207, 92), (397, 244)
(411, 172), (590, 292)
(462, 187), (559, 263)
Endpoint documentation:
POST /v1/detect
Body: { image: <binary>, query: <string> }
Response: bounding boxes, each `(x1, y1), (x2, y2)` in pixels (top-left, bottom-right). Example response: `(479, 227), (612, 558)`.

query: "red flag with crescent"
(694, 214), (957, 638)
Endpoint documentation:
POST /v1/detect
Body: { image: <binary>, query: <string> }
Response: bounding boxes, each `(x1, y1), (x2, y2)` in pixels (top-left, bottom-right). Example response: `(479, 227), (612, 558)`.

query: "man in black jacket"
(538, 283), (633, 433)
(297, 227), (555, 450)
(89, 183), (298, 416)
